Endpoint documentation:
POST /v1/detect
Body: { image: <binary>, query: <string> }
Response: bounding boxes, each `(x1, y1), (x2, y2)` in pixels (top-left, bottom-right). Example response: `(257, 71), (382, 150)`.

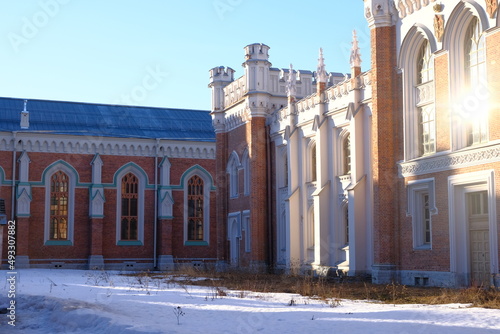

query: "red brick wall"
(0, 150), (218, 267)
(399, 162), (500, 272)
(370, 24), (402, 266)
(215, 131), (228, 262)
(250, 117), (270, 264)
(434, 52), (450, 152)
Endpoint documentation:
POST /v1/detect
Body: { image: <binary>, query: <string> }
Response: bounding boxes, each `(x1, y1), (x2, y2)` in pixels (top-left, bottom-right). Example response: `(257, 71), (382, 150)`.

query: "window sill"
(184, 241), (209, 246)
(45, 240), (73, 246)
(117, 240), (143, 246)
(413, 245), (432, 251)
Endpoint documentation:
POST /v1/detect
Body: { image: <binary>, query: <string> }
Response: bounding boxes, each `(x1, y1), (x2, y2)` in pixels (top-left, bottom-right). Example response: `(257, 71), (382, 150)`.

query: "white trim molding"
(448, 170), (498, 286)
(399, 143), (500, 177)
(406, 178), (437, 249)
(0, 133), (215, 160)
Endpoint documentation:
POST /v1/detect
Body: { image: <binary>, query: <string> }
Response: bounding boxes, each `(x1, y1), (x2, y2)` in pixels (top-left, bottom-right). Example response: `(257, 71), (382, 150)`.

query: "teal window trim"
(184, 241), (209, 246)
(45, 240), (73, 246)
(117, 240), (143, 246)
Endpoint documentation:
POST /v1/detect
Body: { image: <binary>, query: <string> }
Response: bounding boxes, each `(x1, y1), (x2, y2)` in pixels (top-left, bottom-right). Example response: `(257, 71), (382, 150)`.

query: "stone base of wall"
(14, 255), (30, 269)
(157, 255), (174, 271)
(88, 255), (104, 270)
(371, 263), (397, 284)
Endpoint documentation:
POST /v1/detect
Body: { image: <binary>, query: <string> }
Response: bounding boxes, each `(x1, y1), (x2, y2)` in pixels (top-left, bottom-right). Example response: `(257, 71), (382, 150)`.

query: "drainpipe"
(153, 138), (159, 269)
(11, 132), (17, 221)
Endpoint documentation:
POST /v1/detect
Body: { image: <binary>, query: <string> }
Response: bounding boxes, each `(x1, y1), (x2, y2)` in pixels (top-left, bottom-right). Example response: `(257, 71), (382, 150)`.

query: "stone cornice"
(0, 132), (215, 159)
(398, 143), (500, 177)
(395, 0), (438, 19)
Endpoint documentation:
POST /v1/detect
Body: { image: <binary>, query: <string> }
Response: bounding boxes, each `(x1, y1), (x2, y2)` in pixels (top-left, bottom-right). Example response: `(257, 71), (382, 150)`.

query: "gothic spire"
(350, 30), (362, 68)
(286, 64), (296, 98)
(316, 48), (328, 83)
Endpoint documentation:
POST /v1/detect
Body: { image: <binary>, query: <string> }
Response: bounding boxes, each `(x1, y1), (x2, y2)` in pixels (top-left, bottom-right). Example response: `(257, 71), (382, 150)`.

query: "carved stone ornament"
(434, 15), (445, 43)
(433, 3), (444, 13)
(486, 0), (498, 19)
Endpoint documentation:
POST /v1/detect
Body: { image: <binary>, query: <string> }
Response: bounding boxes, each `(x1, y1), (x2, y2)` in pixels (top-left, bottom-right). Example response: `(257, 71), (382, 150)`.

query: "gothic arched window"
(187, 175), (204, 241)
(343, 134), (351, 175)
(50, 171), (69, 240)
(120, 172), (138, 240)
(464, 17), (488, 146)
(416, 40), (436, 156)
(310, 143), (317, 182)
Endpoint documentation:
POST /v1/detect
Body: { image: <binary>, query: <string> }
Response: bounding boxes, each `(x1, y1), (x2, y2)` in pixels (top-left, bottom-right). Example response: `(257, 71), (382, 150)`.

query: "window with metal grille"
(121, 173), (138, 240)
(187, 175), (204, 241)
(50, 171), (69, 240)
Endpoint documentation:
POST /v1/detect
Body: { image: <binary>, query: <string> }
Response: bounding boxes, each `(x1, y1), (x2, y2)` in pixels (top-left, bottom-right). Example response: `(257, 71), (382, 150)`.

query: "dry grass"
(156, 268), (500, 309)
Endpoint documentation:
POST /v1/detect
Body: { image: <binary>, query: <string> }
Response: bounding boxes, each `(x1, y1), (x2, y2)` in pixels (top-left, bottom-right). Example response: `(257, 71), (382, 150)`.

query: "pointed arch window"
(44, 162), (76, 246)
(187, 175), (204, 241)
(417, 41), (434, 84)
(50, 171), (69, 240)
(310, 143), (317, 182)
(464, 17), (488, 146)
(227, 152), (240, 198)
(120, 173), (138, 241)
(343, 134), (351, 175)
(416, 40), (436, 156)
(242, 150), (250, 196)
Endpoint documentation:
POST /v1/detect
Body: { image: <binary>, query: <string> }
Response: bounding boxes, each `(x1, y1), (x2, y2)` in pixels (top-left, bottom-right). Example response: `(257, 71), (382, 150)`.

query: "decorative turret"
(244, 43), (270, 61)
(350, 30), (362, 78)
(364, 0), (397, 28)
(208, 66), (235, 112)
(20, 99), (29, 129)
(243, 43), (271, 93)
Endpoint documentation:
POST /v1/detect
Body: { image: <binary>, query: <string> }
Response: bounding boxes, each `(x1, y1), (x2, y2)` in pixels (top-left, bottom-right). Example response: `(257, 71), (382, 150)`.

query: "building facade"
(1, 0), (498, 288)
(0, 98), (218, 270)
(211, 0), (500, 287)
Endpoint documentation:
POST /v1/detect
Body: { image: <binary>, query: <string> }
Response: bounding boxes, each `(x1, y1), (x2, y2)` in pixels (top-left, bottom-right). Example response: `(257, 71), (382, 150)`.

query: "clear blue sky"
(0, 0), (369, 111)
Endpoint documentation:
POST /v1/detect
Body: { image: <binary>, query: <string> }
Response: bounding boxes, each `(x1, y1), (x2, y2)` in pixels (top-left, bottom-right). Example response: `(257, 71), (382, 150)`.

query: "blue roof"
(0, 97), (215, 142)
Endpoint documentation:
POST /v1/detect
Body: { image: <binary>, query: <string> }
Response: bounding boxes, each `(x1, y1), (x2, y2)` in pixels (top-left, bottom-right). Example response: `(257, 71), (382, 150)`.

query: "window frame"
(182, 167), (213, 246)
(227, 151), (240, 198)
(407, 178), (437, 250)
(120, 172), (139, 241)
(463, 16), (488, 147)
(115, 164), (146, 246)
(399, 26), (437, 161)
(43, 162), (77, 246)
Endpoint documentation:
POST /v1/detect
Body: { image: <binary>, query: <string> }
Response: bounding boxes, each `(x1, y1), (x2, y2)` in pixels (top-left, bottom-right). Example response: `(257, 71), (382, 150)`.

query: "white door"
(229, 219), (240, 267)
(468, 191), (490, 287)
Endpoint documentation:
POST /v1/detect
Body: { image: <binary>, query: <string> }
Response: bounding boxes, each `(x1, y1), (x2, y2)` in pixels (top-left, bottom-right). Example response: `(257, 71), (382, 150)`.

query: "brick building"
(0, 98), (217, 270)
(210, 0), (500, 287)
(1, 0), (498, 288)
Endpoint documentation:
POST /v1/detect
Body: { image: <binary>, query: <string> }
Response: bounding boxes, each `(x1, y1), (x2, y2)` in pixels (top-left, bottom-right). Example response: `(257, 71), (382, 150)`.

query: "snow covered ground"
(0, 269), (499, 333)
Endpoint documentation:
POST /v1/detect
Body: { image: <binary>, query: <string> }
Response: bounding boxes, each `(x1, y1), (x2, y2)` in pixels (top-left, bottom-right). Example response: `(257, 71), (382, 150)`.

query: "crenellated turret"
(243, 43), (271, 93)
(208, 66), (235, 112)
(244, 43), (270, 61)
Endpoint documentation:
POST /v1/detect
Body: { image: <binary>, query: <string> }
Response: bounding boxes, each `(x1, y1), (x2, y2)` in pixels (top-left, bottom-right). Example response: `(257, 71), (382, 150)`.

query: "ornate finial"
(317, 48), (327, 83)
(433, 2), (444, 13)
(350, 30), (362, 68)
(286, 64), (296, 98)
(486, 0), (498, 19)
